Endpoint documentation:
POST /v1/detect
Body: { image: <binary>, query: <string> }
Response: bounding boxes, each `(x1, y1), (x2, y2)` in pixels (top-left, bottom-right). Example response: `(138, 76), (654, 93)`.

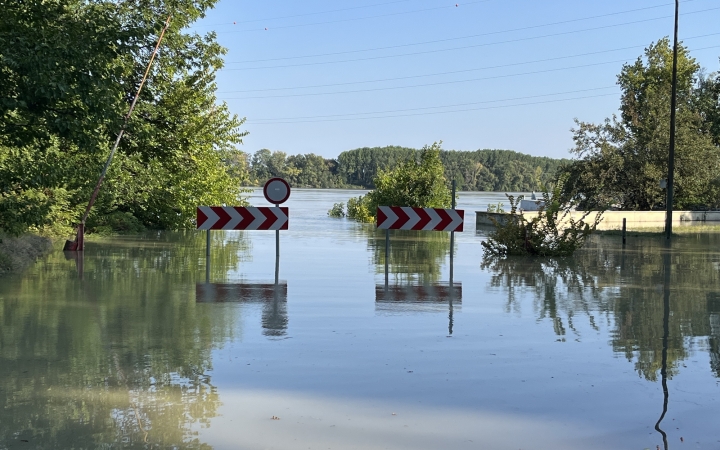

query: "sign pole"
(385, 228), (390, 290)
(206, 230), (211, 283)
(275, 203), (280, 285)
(450, 180), (456, 287)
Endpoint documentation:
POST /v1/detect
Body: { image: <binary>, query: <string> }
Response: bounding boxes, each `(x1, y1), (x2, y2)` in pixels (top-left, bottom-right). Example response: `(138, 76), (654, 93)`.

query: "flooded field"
(1, 189), (719, 449)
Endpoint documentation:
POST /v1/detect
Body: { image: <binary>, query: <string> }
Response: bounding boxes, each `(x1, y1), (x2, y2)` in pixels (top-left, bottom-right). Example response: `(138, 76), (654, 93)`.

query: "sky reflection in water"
(1, 190), (719, 449)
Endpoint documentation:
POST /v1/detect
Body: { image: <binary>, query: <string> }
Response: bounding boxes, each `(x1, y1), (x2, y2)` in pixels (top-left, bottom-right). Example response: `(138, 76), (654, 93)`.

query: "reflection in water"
(366, 227), (459, 334)
(481, 234), (720, 381)
(710, 294), (720, 377)
(366, 229), (452, 284)
(196, 282), (289, 337)
(0, 231), (247, 448)
(375, 283), (462, 305)
(376, 283), (462, 335)
(654, 242), (671, 450)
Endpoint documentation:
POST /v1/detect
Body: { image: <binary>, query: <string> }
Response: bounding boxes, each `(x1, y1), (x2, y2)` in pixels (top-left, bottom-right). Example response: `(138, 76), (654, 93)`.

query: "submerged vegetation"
(330, 143), (452, 222)
(482, 178), (603, 257)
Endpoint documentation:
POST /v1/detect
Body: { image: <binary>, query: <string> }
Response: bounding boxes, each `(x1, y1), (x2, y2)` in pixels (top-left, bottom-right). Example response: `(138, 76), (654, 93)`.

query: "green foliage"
(346, 196), (374, 223)
(327, 202), (345, 218)
(559, 39), (720, 210)
(0, 233), (52, 273)
(487, 202), (505, 213)
(365, 142), (452, 211)
(343, 142), (452, 223)
(0, 0), (250, 235)
(482, 178), (603, 257)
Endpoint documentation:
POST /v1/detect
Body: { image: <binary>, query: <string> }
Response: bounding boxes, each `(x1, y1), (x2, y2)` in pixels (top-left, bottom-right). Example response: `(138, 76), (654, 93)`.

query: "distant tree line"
(246, 146), (568, 192)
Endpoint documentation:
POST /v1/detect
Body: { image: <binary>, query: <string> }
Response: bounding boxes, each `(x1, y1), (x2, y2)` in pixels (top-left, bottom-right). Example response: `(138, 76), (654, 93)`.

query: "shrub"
(487, 202), (505, 213)
(327, 202), (345, 218)
(346, 196), (374, 223)
(481, 177), (603, 257)
(344, 142), (452, 223)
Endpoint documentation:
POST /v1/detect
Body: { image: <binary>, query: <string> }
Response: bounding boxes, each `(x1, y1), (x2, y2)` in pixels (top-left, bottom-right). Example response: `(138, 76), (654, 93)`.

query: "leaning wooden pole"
(65, 15), (172, 251)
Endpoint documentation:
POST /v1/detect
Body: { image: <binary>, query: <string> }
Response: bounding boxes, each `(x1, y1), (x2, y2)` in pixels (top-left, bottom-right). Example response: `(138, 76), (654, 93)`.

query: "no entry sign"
(264, 178), (291, 204)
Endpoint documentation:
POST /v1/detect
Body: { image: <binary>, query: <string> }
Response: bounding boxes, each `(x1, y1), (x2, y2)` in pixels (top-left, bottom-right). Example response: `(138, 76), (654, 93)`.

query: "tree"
(345, 142), (452, 222)
(560, 39), (720, 210)
(481, 176), (602, 257)
(0, 0), (249, 234)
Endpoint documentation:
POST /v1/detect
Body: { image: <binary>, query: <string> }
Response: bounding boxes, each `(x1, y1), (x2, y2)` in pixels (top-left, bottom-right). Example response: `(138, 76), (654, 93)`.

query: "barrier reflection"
(366, 227), (460, 334)
(376, 283), (462, 335)
(196, 283), (288, 337)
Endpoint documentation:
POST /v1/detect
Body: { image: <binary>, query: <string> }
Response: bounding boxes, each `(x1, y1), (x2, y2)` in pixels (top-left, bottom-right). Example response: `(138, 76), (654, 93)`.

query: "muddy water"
(1, 190), (719, 449)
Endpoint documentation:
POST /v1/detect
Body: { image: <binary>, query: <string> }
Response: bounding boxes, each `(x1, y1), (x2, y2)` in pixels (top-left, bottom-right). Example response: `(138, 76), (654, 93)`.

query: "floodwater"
(1, 189), (719, 450)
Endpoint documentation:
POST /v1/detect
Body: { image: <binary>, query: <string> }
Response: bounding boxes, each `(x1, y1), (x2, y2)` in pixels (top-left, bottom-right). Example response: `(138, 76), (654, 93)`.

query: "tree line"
(245, 146), (568, 192)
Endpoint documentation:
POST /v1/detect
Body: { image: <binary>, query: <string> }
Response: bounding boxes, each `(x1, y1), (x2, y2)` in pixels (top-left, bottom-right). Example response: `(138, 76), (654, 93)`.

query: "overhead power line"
(250, 86), (618, 122)
(226, 2), (683, 64)
(246, 93), (621, 125)
(194, 0), (418, 28)
(224, 60), (628, 100)
(217, 0), (493, 33)
(220, 44), (720, 100)
(218, 33), (720, 95)
(221, 7), (720, 71)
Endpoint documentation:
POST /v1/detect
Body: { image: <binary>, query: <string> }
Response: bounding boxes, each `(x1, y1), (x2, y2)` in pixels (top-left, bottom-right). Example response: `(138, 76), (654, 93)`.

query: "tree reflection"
(364, 228), (452, 283)
(481, 234), (720, 381)
(0, 231), (247, 448)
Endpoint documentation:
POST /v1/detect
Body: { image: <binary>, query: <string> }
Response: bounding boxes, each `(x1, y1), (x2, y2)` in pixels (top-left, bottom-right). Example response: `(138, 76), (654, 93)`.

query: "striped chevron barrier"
(197, 206), (288, 230)
(376, 206), (464, 232)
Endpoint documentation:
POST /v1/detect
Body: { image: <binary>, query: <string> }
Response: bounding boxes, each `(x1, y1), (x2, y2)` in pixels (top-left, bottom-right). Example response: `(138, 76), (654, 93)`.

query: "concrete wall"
(476, 210), (720, 231)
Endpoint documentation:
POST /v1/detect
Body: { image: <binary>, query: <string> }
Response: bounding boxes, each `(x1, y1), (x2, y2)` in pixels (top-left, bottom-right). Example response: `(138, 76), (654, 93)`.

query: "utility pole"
(665, 0), (679, 240)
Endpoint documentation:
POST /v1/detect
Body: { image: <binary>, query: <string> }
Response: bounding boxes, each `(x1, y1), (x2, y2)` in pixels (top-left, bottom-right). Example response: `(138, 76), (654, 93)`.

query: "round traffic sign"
(263, 177), (291, 204)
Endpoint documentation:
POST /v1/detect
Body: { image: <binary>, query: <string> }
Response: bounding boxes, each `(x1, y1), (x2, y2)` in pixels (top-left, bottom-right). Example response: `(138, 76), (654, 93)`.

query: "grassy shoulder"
(0, 233), (53, 274)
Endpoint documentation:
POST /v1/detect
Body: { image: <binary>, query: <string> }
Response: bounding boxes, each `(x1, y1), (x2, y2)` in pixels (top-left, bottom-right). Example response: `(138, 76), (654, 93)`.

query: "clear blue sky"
(192, 0), (720, 160)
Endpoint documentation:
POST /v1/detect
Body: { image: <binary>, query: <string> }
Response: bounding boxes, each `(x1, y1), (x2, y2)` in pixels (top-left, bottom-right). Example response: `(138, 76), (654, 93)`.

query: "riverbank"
(0, 233), (53, 274)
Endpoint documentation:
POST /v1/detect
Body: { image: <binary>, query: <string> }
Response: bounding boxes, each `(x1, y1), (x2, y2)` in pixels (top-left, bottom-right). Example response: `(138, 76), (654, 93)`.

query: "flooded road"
(1, 189), (719, 449)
